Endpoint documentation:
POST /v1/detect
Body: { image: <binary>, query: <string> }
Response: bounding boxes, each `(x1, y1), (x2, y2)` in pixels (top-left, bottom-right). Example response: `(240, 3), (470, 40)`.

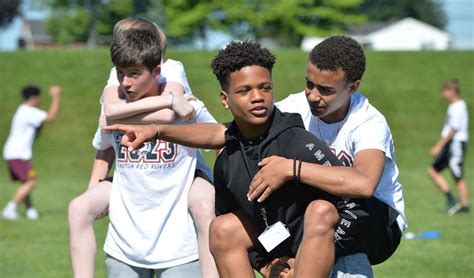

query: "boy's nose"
(307, 89), (321, 103)
(121, 77), (132, 88)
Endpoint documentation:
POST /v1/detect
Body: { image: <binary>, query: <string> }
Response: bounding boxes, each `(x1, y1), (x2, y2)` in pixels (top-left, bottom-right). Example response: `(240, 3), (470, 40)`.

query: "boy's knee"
(189, 199), (215, 224)
(23, 178), (37, 188)
(304, 200), (338, 237)
(427, 166), (435, 176)
(209, 214), (241, 253)
(68, 196), (89, 223)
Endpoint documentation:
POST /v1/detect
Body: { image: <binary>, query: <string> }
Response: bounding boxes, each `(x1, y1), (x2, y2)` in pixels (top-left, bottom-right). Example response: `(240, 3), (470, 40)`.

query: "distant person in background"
(428, 79), (470, 215)
(2, 85), (61, 220)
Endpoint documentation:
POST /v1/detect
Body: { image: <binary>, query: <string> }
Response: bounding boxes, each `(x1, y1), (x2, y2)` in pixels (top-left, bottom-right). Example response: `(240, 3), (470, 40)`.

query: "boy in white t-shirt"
(68, 18), (217, 278)
(428, 79), (470, 215)
(2, 85), (61, 220)
(101, 27), (201, 277)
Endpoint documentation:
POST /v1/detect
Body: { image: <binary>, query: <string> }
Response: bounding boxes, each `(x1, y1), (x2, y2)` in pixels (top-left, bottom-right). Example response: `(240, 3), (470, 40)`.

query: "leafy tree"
(44, 0), (155, 47)
(155, 0), (216, 47)
(0, 0), (21, 27)
(149, 0), (367, 48)
(215, 0), (367, 47)
(44, 0), (101, 46)
(360, 0), (446, 29)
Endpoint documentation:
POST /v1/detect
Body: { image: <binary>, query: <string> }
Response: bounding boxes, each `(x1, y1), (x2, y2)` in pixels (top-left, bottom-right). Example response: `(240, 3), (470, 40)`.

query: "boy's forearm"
(105, 94), (174, 120)
(44, 96), (60, 122)
(88, 148), (115, 188)
(109, 109), (177, 125)
(439, 128), (457, 146)
(299, 163), (375, 198)
(159, 123), (227, 149)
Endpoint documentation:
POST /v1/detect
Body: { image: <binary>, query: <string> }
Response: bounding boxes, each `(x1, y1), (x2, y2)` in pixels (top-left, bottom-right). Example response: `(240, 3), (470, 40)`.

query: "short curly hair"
(309, 36), (365, 83)
(21, 86), (41, 100)
(211, 41), (276, 91)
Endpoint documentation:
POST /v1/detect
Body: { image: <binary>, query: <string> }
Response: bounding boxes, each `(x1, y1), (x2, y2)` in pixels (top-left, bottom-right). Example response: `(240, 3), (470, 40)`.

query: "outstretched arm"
(44, 85), (61, 123)
(103, 123), (227, 151)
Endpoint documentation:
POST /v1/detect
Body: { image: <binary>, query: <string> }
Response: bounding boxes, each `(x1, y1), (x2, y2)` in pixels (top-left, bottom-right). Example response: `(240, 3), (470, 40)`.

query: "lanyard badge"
(257, 207), (290, 252)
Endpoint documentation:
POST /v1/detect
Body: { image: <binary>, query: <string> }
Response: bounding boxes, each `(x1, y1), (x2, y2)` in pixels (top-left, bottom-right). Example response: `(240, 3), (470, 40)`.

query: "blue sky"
(442, 0), (474, 49)
(0, 1), (472, 51)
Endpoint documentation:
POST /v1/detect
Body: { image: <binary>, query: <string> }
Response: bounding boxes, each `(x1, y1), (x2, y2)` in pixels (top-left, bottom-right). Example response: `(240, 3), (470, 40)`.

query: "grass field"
(0, 48), (473, 277)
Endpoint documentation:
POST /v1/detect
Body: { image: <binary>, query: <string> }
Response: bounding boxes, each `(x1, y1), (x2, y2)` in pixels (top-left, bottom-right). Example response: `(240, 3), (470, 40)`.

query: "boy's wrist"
(169, 93), (174, 108)
(150, 123), (161, 139)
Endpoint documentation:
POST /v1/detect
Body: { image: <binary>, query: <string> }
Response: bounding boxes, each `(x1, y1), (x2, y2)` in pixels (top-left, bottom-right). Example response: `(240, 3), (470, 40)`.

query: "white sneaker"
(26, 208), (39, 220)
(2, 207), (18, 220)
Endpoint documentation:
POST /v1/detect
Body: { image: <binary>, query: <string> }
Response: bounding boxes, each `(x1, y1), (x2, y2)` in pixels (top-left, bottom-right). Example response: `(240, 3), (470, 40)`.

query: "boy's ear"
(348, 80), (360, 95)
(220, 91), (229, 109)
(152, 65), (161, 78)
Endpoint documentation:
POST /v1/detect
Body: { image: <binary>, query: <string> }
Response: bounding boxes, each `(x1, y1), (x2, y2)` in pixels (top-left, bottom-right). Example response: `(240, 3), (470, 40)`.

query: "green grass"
(0, 48), (473, 277)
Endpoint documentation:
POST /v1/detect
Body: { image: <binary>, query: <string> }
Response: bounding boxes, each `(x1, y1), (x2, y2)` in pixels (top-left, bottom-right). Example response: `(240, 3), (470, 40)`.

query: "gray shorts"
(106, 255), (202, 278)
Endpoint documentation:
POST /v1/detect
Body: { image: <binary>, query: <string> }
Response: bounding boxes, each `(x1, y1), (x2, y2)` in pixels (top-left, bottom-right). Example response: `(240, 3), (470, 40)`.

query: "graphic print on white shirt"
(103, 127), (199, 269)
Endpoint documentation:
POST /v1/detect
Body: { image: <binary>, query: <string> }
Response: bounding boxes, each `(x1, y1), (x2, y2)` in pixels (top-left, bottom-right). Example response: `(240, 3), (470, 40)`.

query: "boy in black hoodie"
(106, 41), (352, 277)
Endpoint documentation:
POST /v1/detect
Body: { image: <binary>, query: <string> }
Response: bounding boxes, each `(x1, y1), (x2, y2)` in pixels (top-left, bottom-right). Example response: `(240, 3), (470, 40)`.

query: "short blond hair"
(442, 79), (460, 94)
(113, 18), (167, 58)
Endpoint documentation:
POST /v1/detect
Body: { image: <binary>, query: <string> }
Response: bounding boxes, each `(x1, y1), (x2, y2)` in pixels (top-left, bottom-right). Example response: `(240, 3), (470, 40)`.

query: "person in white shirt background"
(2, 85), (61, 220)
(428, 79), (470, 215)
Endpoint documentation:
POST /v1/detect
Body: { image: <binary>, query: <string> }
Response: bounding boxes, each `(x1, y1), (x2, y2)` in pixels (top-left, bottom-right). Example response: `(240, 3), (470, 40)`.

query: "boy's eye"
(262, 83), (273, 90)
(317, 86), (332, 95)
(306, 80), (315, 90)
(236, 87), (250, 94)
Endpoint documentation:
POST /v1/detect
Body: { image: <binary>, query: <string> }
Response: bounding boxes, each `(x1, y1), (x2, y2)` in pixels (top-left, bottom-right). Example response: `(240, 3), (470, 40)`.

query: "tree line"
(0, 0), (446, 48)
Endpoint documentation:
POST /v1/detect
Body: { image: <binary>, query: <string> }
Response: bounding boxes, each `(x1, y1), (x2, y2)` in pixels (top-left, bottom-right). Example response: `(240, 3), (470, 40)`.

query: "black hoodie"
(214, 107), (343, 264)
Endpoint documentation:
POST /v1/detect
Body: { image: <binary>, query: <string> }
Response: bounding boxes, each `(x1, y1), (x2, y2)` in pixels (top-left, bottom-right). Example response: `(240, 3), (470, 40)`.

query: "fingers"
(125, 134), (146, 151)
(258, 156), (274, 167)
(247, 180), (273, 203)
(184, 95), (197, 101)
(247, 176), (260, 200)
(102, 124), (126, 133)
(182, 109), (196, 122)
(269, 258), (291, 278)
(256, 187), (273, 203)
(49, 85), (62, 97)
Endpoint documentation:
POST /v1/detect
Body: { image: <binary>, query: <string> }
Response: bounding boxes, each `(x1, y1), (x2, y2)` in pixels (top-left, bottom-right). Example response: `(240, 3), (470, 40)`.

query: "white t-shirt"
(103, 124), (199, 268)
(3, 104), (47, 160)
(441, 99), (469, 142)
(276, 92), (407, 232)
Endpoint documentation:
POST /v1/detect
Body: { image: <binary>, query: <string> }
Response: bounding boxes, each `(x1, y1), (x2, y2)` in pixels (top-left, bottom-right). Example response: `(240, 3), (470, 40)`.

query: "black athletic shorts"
(432, 140), (467, 180)
(335, 197), (402, 265)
